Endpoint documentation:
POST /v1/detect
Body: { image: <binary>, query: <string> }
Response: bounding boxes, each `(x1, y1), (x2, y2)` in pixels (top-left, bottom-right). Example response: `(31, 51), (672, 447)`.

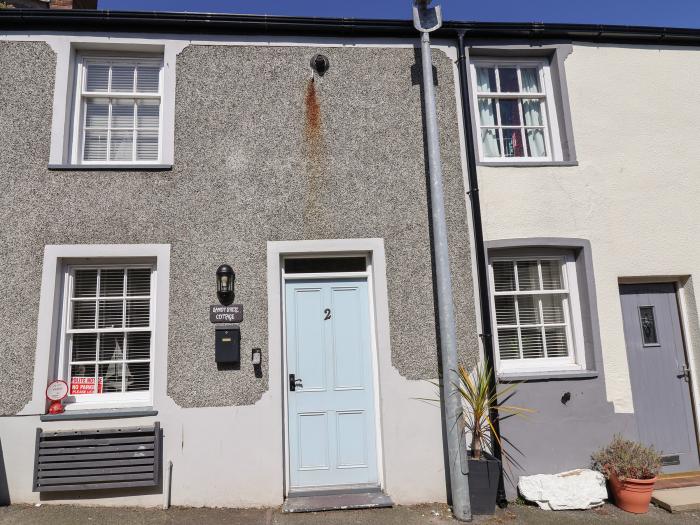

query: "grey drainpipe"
(413, 2), (471, 521)
(455, 30), (508, 508)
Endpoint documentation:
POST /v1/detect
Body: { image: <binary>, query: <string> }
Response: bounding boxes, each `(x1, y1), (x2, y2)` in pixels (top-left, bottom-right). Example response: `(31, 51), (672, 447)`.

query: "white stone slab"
(518, 469), (608, 510)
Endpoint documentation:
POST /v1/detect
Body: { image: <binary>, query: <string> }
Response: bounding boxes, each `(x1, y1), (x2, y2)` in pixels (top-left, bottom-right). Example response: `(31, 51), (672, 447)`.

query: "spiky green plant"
(455, 363), (533, 460)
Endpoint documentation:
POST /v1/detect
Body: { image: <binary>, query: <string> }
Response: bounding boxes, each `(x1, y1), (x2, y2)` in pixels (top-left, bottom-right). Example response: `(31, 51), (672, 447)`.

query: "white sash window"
(73, 57), (163, 164)
(489, 255), (585, 373)
(58, 265), (155, 407)
(470, 59), (563, 162)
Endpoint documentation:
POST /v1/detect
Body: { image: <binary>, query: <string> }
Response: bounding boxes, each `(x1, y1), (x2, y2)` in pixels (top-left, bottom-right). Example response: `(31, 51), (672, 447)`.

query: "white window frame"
(70, 54), (165, 166)
(488, 254), (586, 374)
(470, 57), (563, 163)
(56, 263), (156, 410)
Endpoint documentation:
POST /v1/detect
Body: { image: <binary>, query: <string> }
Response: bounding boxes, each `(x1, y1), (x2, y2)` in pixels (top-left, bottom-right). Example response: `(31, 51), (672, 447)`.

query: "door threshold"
(283, 487), (393, 513)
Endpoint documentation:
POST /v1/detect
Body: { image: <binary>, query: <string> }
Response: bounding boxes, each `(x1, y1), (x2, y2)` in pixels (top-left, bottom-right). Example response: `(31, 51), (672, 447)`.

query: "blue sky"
(97, 1), (700, 29)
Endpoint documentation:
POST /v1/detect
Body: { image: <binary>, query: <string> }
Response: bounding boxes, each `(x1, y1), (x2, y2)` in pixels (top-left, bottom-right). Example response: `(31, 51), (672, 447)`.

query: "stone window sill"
(40, 407), (158, 422)
(478, 160), (578, 168)
(48, 164), (172, 171)
(498, 370), (599, 383)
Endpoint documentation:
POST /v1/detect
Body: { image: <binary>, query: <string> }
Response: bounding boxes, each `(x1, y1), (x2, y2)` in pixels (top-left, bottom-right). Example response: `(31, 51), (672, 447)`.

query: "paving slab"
(652, 486), (700, 513)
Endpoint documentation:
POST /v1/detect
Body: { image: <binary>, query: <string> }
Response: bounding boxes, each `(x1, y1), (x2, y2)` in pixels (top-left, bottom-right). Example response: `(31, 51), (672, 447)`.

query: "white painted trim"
(677, 281), (700, 452)
(20, 244), (170, 416)
(267, 239), (389, 497)
(37, 37), (187, 167)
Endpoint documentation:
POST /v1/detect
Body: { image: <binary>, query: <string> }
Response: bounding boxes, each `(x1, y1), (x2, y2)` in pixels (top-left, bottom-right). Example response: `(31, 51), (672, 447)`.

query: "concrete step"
(282, 491), (394, 513)
(652, 486), (700, 513)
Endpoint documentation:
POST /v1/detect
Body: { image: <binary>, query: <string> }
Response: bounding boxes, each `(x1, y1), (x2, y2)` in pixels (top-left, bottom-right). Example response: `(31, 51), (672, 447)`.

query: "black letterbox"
(215, 325), (241, 364)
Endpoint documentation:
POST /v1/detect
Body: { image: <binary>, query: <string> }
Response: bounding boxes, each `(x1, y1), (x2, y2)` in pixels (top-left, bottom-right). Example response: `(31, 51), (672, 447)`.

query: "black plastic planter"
(468, 453), (501, 515)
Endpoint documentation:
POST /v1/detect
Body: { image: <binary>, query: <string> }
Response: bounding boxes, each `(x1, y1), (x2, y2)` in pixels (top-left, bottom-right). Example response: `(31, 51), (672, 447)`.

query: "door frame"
(619, 276), (700, 463)
(267, 239), (389, 497)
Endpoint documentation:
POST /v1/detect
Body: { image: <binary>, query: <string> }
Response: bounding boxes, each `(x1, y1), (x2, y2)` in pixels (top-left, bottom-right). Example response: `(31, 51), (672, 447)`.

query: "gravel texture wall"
(0, 41), (478, 411)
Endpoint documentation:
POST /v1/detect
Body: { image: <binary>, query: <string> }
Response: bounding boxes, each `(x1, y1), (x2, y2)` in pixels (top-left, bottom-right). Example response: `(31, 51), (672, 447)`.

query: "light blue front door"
(285, 278), (379, 490)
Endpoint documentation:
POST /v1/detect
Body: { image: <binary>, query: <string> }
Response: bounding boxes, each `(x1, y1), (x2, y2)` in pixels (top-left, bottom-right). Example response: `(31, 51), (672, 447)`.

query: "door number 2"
(324, 308), (331, 320)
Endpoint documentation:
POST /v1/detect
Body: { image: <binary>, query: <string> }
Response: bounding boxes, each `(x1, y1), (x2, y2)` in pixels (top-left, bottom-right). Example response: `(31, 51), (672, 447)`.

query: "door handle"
(678, 365), (691, 382)
(289, 374), (303, 391)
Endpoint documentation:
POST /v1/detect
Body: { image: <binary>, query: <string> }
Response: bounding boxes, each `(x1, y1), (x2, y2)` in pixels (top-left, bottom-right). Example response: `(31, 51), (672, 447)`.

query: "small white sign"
(46, 380), (68, 401)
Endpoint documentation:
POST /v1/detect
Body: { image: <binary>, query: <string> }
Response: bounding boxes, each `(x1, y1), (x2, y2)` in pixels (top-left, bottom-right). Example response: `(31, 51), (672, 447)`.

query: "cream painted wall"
(477, 43), (700, 414)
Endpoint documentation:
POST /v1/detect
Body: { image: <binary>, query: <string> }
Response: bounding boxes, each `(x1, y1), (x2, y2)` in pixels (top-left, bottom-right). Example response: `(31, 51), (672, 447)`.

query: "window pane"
(477, 98), (498, 126)
(72, 300), (96, 329)
(83, 129), (108, 162)
(517, 295), (540, 325)
(492, 260), (515, 291)
(522, 99), (543, 126)
(70, 364), (97, 394)
(99, 333), (125, 361)
(71, 333), (97, 362)
(126, 299), (150, 327)
(99, 268), (124, 297)
(502, 128), (525, 158)
(498, 328), (520, 360)
(98, 300), (124, 328)
(498, 67), (519, 92)
(85, 64), (109, 92)
(481, 129), (501, 158)
(74, 269), (97, 297)
(639, 306), (659, 345)
(126, 362), (150, 392)
(126, 332), (151, 360)
(136, 66), (160, 93)
(521, 328), (544, 359)
(521, 68), (540, 92)
(540, 260), (563, 290)
(99, 362), (124, 393)
(136, 100), (160, 128)
(127, 268), (151, 296)
(499, 99), (521, 126)
(517, 260), (540, 290)
(476, 67), (496, 92)
(541, 295), (565, 324)
(85, 99), (109, 128)
(111, 65), (135, 92)
(545, 327), (569, 357)
(495, 296), (516, 325)
(136, 130), (159, 161)
(109, 130), (134, 161)
(111, 99), (135, 128)
(526, 129), (547, 158)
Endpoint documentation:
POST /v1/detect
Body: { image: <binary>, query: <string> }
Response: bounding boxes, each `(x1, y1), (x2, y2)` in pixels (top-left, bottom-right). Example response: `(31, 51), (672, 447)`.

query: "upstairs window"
(73, 57), (163, 164)
(59, 264), (155, 407)
(471, 59), (561, 162)
(489, 255), (585, 373)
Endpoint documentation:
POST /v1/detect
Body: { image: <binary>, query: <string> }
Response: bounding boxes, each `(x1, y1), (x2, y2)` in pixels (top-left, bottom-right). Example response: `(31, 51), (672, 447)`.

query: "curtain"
(478, 99), (500, 157)
(521, 68), (540, 92)
(522, 99), (546, 157)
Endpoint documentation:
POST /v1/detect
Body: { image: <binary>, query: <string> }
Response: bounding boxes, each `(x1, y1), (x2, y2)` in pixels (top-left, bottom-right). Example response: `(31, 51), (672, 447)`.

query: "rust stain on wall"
(303, 77), (326, 232)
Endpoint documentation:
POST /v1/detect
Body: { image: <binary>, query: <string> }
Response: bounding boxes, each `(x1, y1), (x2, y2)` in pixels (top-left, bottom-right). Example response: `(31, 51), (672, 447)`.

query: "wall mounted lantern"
(216, 264), (236, 306)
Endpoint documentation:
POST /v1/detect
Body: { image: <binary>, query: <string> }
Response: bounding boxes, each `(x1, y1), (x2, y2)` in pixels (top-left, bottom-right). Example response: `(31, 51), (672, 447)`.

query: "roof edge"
(1, 9), (700, 46)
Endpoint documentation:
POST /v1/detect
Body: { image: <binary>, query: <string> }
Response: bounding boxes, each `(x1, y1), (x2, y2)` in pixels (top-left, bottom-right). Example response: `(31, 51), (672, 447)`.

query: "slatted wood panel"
(33, 423), (161, 492)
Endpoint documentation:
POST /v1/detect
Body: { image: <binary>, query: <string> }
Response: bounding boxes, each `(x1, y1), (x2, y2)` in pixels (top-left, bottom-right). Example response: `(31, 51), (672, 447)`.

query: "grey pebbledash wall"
(0, 41), (479, 411)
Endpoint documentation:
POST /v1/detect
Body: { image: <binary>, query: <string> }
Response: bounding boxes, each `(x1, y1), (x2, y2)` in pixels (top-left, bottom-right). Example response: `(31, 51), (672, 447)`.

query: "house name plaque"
(209, 304), (244, 323)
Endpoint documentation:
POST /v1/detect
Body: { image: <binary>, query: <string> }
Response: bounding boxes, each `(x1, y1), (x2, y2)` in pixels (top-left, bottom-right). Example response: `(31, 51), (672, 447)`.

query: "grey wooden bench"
(33, 423), (161, 492)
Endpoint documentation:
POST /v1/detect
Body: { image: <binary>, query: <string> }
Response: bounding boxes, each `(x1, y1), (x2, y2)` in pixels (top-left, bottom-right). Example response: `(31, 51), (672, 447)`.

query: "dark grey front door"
(620, 283), (699, 472)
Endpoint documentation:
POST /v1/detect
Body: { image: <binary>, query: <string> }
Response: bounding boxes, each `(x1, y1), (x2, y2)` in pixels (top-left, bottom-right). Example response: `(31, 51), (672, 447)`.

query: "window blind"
(81, 59), (162, 164)
(66, 267), (153, 397)
(492, 258), (572, 363)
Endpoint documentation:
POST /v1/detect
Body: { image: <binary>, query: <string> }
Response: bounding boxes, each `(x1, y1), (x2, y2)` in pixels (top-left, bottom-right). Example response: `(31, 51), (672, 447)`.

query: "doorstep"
(282, 486), (393, 513)
(656, 471), (700, 490)
(652, 486), (700, 513)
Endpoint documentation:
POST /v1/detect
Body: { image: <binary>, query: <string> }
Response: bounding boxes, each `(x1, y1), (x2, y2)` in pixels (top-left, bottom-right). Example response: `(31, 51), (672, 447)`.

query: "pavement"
(0, 502), (699, 524)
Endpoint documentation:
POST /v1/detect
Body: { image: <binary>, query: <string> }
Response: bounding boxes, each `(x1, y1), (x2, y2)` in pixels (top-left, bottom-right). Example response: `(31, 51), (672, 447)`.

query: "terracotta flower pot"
(609, 472), (657, 514)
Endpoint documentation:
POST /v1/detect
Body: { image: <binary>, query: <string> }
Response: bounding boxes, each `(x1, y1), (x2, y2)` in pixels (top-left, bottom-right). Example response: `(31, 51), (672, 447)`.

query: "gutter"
(455, 31), (507, 507)
(2, 9), (700, 46)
